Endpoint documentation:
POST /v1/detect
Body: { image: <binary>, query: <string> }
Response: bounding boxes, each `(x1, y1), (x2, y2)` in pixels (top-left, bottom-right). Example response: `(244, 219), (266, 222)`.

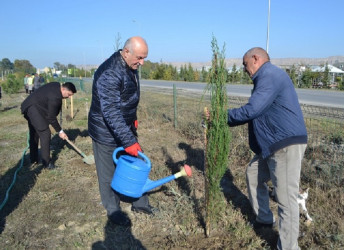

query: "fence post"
(79, 79), (84, 92)
(173, 84), (177, 128)
(70, 95), (74, 119)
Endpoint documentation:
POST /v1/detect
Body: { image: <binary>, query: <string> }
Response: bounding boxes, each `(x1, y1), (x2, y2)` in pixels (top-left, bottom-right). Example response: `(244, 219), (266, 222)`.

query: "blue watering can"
(111, 147), (192, 198)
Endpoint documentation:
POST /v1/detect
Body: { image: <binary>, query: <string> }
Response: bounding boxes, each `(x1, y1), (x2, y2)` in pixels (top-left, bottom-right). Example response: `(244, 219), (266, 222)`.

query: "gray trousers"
(246, 144), (307, 250)
(92, 140), (150, 216)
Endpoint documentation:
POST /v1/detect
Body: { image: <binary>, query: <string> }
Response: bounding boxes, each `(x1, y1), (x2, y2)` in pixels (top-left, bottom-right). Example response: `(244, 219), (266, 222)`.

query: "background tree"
(54, 62), (62, 70)
(13, 59), (35, 74)
(2, 74), (21, 94)
(338, 76), (344, 90)
(204, 36), (231, 236)
(228, 64), (240, 83)
(288, 64), (298, 87)
(0, 58), (14, 77)
(170, 65), (179, 80)
(185, 63), (195, 82)
(53, 62), (68, 76)
(301, 67), (314, 88)
(67, 64), (76, 70)
(141, 60), (157, 79)
(193, 70), (200, 82)
(240, 67), (252, 84)
(201, 66), (208, 82)
(321, 63), (330, 88)
(179, 64), (187, 81)
(151, 63), (166, 80)
(162, 66), (173, 80)
(114, 32), (122, 51)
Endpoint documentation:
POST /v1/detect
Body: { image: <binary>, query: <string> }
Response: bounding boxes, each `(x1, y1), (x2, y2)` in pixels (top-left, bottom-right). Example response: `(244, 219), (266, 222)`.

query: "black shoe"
(252, 221), (274, 230)
(47, 163), (57, 169)
(131, 205), (158, 215)
(108, 211), (131, 226)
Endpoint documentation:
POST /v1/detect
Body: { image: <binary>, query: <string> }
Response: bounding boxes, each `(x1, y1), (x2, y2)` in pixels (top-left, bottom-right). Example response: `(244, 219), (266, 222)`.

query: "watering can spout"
(142, 164), (192, 194)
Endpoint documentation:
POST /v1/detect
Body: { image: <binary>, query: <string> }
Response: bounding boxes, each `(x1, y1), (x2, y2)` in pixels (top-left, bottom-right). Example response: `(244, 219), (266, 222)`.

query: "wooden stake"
(70, 95), (74, 119)
(85, 101), (89, 121)
(204, 107), (210, 237)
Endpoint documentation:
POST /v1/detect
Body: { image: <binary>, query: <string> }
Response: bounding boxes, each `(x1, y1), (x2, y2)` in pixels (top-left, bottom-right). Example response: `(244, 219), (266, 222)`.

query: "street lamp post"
(266, 0), (271, 53)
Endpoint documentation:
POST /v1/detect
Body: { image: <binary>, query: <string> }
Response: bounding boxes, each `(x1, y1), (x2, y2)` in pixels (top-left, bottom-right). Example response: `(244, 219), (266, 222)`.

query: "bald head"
(244, 47), (270, 61)
(121, 36), (148, 70)
(243, 47), (270, 77)
(123, 36), (148, 53)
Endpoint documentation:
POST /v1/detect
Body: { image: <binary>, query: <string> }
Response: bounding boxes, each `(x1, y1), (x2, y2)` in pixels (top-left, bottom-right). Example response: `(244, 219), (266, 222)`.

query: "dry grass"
(0, 86), (343, 249)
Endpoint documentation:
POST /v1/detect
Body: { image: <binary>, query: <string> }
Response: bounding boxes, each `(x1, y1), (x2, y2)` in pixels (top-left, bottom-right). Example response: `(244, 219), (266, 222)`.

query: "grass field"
(0, 86), (343, 249)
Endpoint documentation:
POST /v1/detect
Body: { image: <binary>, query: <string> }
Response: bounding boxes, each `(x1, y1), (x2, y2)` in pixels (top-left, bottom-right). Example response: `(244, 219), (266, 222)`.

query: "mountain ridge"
(77, 56), (344, 70)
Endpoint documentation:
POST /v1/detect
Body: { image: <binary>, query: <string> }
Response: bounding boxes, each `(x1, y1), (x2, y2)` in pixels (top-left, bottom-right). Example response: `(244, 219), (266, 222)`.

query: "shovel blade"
(83, 155), (95, 165)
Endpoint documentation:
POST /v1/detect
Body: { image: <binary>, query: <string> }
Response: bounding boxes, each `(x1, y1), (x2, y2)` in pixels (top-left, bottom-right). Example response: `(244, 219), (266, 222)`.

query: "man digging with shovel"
(21, 82), (77, 169)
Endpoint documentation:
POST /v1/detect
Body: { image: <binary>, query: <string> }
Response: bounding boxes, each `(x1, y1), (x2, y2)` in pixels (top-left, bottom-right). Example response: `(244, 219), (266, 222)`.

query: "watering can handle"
(113, 147), (151, 166)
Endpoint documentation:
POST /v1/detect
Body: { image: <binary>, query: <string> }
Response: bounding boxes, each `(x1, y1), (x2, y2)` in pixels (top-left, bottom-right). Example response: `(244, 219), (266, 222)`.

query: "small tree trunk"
(203, 107), (210, 237)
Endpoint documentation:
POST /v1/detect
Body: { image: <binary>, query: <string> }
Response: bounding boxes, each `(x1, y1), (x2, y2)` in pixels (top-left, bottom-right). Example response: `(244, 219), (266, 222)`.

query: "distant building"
(310, 64), (344, 74)
(36, 67), (51, 74)
(310, 64), (344, 88)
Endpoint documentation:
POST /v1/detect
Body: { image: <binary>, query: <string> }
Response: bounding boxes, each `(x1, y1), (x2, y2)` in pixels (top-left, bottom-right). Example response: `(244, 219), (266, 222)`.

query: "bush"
(2, 74), (22, 94)
(338, 80), (344, 91)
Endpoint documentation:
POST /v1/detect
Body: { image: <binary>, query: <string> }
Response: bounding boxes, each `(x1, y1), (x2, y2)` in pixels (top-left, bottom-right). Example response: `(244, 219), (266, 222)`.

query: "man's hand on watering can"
(124, 142), (142, 156)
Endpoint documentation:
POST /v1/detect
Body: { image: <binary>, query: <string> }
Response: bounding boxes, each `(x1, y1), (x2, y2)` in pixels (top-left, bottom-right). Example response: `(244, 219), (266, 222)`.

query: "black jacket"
(88, 50), (139, 147)
(21, 82), (62, 132)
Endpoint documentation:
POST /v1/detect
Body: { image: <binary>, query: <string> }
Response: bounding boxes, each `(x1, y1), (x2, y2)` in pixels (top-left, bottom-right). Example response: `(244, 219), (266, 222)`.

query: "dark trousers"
(24, 107), (51, 166)
(92, 140), (149, 216)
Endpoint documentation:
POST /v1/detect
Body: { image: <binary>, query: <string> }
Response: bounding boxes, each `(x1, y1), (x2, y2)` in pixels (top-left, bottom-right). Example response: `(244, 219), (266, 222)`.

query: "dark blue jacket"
(228, 62), (307, 159)
(88, 50), (139, 147)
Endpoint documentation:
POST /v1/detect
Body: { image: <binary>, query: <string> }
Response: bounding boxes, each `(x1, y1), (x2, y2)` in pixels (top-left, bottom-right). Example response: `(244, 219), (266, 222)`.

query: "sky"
(0, 0), (343, 69)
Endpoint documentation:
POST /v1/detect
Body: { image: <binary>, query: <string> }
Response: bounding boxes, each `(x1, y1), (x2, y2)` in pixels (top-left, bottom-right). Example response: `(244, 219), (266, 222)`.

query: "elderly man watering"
(88, 36), (155, 226)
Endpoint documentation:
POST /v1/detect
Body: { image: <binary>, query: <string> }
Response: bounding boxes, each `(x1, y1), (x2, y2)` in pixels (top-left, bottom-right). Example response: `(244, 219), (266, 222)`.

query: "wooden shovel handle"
(66, 138), (85, 157)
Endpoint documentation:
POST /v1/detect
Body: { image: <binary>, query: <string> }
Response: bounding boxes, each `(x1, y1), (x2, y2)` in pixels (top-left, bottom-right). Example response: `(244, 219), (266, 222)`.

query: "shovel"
(66, 138), (95, 165)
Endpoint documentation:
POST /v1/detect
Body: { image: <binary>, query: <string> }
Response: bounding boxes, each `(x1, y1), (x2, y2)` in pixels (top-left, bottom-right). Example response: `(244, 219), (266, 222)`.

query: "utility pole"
(266, 0), (271, 53)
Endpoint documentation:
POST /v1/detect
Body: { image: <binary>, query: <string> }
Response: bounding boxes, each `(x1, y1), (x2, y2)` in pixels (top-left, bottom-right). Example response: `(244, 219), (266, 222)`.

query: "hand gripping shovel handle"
(66, 138), (87, 158)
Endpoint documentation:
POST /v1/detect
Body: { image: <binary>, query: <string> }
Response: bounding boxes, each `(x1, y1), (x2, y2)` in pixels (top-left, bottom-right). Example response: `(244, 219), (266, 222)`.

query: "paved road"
(141, 80), (344, 109)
